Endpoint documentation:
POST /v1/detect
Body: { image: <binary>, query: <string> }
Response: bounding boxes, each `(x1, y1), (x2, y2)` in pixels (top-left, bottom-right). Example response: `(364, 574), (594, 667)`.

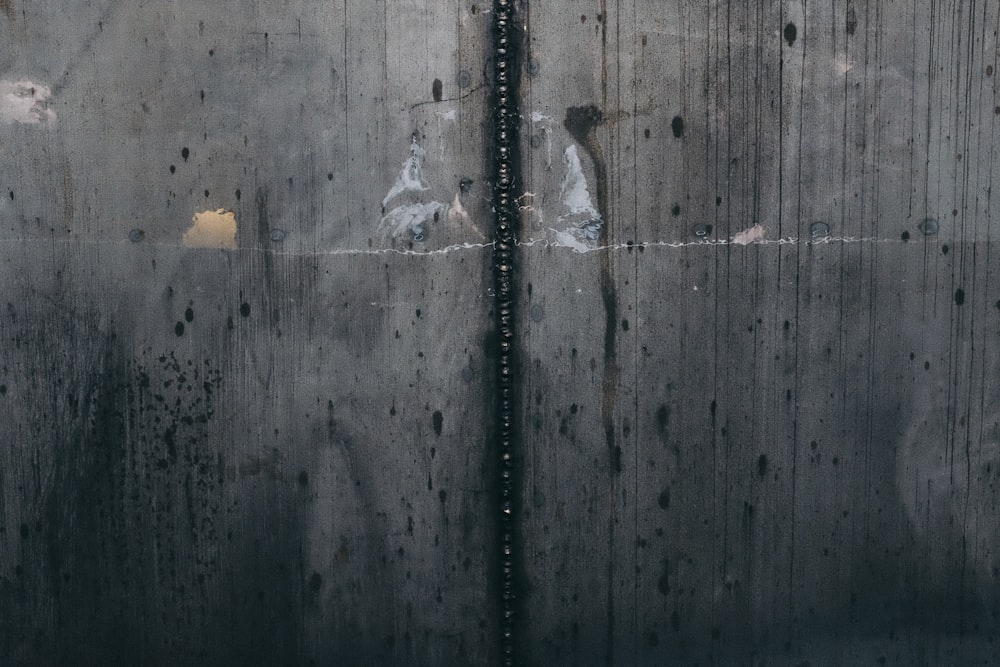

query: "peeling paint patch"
(732, 223), (765, 245)
(182, 209), (237, 249)
(0, 80), (56, 126)
(382, 136), (430, 208)
(552, 144), (602, 249)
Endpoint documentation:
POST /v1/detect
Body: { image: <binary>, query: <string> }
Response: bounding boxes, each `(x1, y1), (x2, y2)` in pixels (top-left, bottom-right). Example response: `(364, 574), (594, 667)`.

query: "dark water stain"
(432, 78), (443, 102)
(846, 6), (858, 35)
(954, 288), (965, 305)
(657, 488), (670, 509)
(432, 410), (443, 436)
(656, 404), (669, 433)
(670, 115), (684, 138)
(784, 22), (797, 47)
(757, 454), (768, 477)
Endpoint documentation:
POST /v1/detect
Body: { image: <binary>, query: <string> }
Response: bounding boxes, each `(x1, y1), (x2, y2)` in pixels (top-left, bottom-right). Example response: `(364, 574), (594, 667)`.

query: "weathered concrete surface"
(3, 0), (1000, 665)
(518, 1), (1000, 664)
(1, 2), (498, 665)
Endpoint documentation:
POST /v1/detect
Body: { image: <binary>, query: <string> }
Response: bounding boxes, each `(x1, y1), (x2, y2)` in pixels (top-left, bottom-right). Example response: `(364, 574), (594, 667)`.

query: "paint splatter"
(182, 209), (237, 248)
(0, 80), (56, 126)
(732, 223), (765, 245)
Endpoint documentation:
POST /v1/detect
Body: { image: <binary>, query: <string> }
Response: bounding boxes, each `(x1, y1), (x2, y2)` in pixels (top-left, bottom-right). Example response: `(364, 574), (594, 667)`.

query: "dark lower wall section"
(0, 244), (497, 666)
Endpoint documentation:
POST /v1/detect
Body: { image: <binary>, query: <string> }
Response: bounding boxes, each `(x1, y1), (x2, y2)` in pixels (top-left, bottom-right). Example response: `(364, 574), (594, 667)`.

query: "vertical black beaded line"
(490, 1), (522, 664)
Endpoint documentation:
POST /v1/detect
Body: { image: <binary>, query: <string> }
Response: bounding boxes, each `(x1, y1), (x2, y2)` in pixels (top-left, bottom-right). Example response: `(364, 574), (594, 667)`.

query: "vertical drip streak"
(491, 1), (522, 664)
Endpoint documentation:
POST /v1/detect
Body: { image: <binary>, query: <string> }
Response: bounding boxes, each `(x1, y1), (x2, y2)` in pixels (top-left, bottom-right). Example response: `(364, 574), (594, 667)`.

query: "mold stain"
(182, 209), (237, 249)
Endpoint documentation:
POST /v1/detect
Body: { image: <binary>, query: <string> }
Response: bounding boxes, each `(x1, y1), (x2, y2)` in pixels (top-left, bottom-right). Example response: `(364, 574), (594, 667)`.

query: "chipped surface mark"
(529, 111), (554, 169)
(0, 81), (56, 126)
(382, 136), (430, 208)
(182, 209), (237, 248)
(732, 223), (765, 245)
(553, 145), (602, 249)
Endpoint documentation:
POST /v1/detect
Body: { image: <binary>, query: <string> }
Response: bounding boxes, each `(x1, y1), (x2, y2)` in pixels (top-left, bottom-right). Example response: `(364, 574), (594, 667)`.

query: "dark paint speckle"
(432, 78), (443, 102)
(784, 22), (797, 46)
(174, 322), (185, 337)
(757, 454), (768, 477)
(184, 307), (194, 323)
(671, 115), (685, 138)
(181, 147), (190, 161)
(239, 302), (251, 317)
(298, 471), (309, 487)
(901, 230), (910, 242)
(658, 488), (670, 509)
(671, 203), (681, 216)
(432, 410), (443, 436)
(955, 288), (965, 305)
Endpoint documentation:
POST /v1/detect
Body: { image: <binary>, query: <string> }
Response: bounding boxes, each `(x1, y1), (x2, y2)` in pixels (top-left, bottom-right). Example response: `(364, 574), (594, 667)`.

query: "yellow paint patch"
(182, 209), (237, 249)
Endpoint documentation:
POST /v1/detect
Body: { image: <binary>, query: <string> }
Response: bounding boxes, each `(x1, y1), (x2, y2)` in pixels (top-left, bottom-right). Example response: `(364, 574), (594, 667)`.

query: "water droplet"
(810, 221), (830, 238)
(919, 218), (939, 235)
(270, 229), (286, 242)
(530, 304), (544, 322)
(128, 228), (145, 243)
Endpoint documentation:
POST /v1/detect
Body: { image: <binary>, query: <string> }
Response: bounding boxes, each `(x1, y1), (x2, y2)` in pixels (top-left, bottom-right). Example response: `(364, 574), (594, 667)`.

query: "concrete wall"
(2, 1), (999, 665)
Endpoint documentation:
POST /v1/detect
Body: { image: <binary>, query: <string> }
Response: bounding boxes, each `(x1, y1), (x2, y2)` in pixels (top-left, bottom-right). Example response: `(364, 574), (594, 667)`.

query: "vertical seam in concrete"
(490, 1), (522, 664)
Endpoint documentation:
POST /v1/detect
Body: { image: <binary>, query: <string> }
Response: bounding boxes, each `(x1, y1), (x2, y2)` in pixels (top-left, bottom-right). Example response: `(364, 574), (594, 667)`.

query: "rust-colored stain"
(183, 209), (237, 248)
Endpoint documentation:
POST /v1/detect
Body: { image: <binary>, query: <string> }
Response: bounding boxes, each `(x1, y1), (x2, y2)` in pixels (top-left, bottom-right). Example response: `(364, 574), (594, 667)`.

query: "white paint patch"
(551, 229), (592, 253)
(0, 80), (56, 126)
(447, 192), (468, 224)
(382, 137), (429, 208)
(834, 55), (854, 75)
(530, 111), (551, 123)
(378, 201), (445, 240)
(183, 209), (237, 249)
(732, 223), (765, 245)
(436, 109), (457, 122)
(559, 146), (599, 219)
(552, 145), (603, 249)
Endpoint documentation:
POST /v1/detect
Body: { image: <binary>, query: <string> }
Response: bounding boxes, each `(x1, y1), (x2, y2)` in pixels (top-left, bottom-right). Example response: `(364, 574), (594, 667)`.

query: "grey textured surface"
(2, 1), (1000, 665)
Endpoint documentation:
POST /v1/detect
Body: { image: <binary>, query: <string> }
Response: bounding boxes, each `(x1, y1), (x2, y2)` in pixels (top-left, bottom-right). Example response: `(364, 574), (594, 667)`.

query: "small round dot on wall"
(918, 218), (939, 235)
(810, 221), (830, 238)
(692, 223), (711, 238)
(270, 229), (286, 242)
(128, 229), (145, 243)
